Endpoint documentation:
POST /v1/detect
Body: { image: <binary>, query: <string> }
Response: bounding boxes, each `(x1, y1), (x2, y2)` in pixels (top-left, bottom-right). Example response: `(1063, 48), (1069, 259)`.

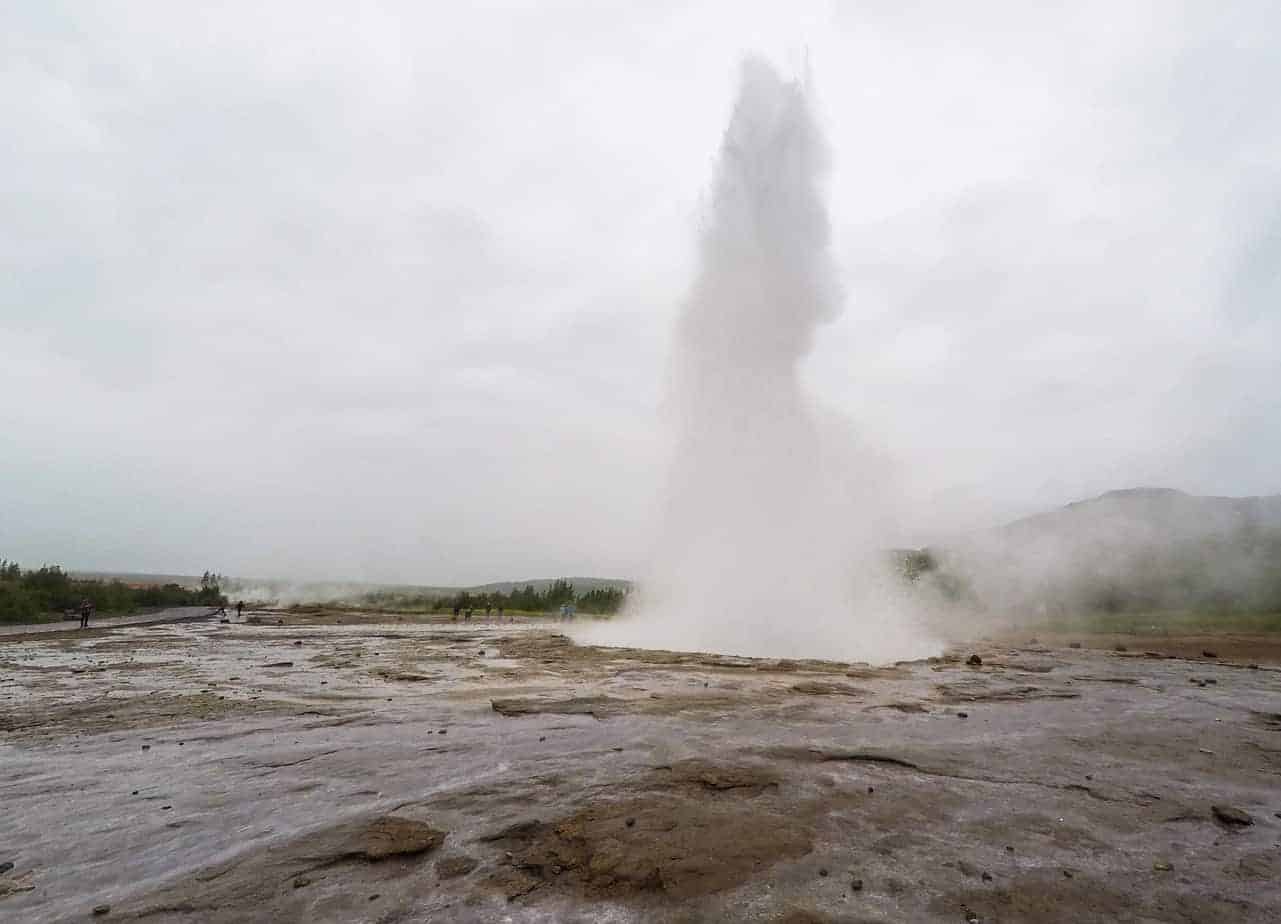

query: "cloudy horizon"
(3, 2), (1278, 585)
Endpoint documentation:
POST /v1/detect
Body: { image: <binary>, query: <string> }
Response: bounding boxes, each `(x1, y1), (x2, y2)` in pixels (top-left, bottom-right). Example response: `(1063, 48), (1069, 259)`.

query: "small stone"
(439, 729), (447, 735)
(1068, 642), (1081, 649)
(1153, 861), (1173, 872)
(981, 871), (992, 881)
(1114, 645), (1128, 653)
(0, 862), (13, 875)
(957, 711), (968, 719)
(867, 786), (875, 794)
(966, 654), (982, 666)
(368, 894), (380, 901)
(1211, 804), (1253, 826)
(551, 865), (562, 875)
(435, 855), (479, 879)
(538, 736), (546, 742)
(92, 905), (111, 916)
(141, 745), (150, 751)
(131, 790), (139, 796)
(1084, 774), (1093, 781)
(294, 640), (302, 646)
(850, 878), (864, 892)
(1005, 845), (1014, 852)
(1062, 869), (1073, 878)
(819, 868), (829, 877)
(292, 877), (311, 889)
(1202, 650), (1217, 658)
(625, 817), (636, 828)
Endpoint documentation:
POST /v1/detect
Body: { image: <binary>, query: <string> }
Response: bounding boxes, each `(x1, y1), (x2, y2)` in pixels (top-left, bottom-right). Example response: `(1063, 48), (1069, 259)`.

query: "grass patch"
(1033, 609), (1281, 635)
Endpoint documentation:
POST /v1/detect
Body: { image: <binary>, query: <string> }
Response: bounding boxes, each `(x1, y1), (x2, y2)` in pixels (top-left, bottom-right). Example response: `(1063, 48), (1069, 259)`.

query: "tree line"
(0, 560), (227, 624)
(358, 578), (629, 616)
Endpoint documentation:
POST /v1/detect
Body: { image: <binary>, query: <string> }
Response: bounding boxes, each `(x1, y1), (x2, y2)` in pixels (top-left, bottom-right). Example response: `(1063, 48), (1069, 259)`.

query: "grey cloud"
(1, 1), (1278, 584)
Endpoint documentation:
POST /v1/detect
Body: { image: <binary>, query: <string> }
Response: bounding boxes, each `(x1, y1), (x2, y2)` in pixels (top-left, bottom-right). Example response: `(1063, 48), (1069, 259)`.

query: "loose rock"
(93, 905), (111, 916)
(966, 654), (982, 666)
(436, 855), (479, 879)
(1211, 804), (1253, 826)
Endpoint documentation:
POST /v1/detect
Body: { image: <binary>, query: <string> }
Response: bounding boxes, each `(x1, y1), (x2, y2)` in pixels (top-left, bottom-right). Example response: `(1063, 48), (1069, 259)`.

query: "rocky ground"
(1, 611), (1279, 923)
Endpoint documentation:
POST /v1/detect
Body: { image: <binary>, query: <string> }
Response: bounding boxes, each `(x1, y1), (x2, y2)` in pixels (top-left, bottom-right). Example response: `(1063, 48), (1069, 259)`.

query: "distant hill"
(70, 571), (202, 588)
(925, 488), (1281, 616)
(467, 577), (632, 595)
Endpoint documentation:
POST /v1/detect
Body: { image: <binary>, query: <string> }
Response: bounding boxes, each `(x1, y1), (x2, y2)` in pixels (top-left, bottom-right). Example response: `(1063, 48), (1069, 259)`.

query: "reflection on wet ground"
(2, 612), (1279, 922)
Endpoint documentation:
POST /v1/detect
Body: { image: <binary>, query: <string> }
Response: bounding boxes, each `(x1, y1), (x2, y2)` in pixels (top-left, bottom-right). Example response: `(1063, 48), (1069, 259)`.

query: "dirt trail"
(1, 613), (1278, 922)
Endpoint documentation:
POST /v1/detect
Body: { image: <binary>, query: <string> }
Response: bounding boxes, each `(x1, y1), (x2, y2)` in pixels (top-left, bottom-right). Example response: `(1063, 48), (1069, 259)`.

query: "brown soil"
(481, 763), (810, 902)
(1010, 631), (1281, 665)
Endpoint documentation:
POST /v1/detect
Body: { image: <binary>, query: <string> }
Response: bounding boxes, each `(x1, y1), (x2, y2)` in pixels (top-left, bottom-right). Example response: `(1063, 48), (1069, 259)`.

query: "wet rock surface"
(1, 612), (1280, 921)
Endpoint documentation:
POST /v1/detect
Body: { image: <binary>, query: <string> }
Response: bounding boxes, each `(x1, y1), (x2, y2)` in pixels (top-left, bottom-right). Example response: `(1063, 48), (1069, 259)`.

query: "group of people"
(76, 598), (247, 629)
(452, 605), (507, 622)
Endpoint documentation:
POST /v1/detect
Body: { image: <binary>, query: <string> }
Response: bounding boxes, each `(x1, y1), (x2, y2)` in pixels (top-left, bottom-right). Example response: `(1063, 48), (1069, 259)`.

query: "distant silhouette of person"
(497, 605), (505, 622)
(465, 608), (473, 621)
(236, 601), (244, 620)
(79, 598), (92, 629)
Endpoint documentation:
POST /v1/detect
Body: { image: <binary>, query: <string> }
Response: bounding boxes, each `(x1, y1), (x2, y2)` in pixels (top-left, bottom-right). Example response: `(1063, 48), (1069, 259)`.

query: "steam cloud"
(581, 58), (937, 663)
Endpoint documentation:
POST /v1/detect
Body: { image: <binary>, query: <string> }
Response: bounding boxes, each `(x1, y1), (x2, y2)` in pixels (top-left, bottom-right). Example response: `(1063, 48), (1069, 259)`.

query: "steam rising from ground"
(579, 58), (938, 663)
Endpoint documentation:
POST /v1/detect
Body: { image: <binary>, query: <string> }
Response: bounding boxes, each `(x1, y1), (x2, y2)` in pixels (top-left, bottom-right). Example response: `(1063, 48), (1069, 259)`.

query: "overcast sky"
(2, 1), (1278, 585)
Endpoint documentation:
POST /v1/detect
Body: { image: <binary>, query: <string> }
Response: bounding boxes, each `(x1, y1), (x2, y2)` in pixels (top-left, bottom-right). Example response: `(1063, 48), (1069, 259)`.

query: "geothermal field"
(6, 7), (1281, 923)
(1, 609), (1279, 923)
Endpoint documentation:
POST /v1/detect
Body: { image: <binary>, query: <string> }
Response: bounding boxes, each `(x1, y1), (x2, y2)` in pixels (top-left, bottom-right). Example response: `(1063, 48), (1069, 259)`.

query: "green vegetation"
(1030, 609), (1281, 636)
(0, 560), (226, 624)
(349, 577), (629, 617)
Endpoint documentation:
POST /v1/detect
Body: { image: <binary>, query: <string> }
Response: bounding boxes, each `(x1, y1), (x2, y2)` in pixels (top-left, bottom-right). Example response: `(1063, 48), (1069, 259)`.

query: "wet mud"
(1, 612), (1279, 922)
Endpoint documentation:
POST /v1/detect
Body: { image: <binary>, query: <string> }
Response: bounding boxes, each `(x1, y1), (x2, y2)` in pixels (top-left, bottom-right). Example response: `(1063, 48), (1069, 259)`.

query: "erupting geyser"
(584, 57), (937, 663)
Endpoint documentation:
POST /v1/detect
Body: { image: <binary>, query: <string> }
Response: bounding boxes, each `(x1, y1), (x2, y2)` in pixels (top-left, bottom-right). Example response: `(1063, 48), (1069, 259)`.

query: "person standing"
(79, 598), (92, 629)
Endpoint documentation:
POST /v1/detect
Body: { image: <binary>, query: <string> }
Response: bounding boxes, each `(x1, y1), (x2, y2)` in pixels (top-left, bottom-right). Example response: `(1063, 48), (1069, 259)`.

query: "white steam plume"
(580, 57), (938, 663)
